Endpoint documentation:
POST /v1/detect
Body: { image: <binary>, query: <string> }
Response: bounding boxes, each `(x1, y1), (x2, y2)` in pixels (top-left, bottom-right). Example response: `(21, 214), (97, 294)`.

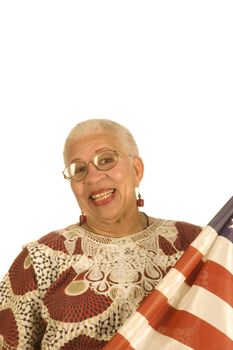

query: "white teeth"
(91, 189), (115, 201)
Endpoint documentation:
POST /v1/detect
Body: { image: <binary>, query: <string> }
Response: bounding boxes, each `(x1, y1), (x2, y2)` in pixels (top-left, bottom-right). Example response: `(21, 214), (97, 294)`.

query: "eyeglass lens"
(65, 150), (119, 181)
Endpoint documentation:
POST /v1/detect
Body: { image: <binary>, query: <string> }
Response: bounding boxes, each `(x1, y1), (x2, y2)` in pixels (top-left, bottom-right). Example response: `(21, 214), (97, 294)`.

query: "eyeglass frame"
(62, 149), (130, 182)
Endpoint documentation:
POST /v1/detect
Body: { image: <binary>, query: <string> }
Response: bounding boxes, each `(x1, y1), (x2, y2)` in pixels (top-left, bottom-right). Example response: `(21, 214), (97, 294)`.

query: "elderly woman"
(0, 119), (201, 349)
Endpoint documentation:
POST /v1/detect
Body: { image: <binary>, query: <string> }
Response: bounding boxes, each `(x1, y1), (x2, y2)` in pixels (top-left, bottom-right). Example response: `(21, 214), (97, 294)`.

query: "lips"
(89, 188), (116, 204)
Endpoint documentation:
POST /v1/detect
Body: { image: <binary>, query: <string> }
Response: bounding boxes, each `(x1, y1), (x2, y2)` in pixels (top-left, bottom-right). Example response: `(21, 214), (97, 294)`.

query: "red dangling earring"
(79, 212), (87, 224)
(136, 189), (144, 207)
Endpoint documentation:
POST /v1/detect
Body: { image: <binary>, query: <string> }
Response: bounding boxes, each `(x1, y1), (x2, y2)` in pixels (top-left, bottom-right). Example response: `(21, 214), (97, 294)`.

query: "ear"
(132, 156), (144, 186)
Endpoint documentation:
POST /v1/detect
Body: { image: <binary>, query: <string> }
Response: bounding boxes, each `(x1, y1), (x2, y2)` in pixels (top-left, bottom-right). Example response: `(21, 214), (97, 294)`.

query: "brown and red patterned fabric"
(0, 219), (201, 349)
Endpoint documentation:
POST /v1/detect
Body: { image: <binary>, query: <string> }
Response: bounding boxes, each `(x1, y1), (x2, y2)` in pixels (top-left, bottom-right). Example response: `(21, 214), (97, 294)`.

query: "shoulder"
(24, 223), (81, 255)
(149, 217), (202, 252)
(20, 223), (83, 281)
(169, 220), (202, 251)
(20, 223), (83, 292)
(174, 220), (202, 247)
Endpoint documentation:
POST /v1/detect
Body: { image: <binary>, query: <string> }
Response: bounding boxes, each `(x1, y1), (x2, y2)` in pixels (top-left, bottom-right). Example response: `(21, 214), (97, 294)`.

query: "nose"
(85, 162), (107, 183)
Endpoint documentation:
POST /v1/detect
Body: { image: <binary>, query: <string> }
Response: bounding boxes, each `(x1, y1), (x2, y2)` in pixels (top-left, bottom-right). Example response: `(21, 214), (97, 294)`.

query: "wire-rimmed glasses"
(63, 149), (127, 182)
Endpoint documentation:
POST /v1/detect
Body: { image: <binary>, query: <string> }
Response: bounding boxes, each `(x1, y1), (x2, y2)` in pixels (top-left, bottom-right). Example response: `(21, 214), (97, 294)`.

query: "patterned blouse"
(0, 219), (201, 350)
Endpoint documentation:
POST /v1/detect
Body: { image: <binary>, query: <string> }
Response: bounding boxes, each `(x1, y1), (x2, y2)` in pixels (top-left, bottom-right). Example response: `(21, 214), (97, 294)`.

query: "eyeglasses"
(63, 149), (128, 182)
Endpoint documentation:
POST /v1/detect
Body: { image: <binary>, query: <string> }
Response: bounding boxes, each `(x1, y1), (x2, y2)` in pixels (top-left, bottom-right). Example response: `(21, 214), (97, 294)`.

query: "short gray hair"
(63, 119), (139, 165)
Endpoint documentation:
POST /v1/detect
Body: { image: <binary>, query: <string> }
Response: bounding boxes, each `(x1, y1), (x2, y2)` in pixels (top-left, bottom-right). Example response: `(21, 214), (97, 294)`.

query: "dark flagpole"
(208, 196), (233, 234)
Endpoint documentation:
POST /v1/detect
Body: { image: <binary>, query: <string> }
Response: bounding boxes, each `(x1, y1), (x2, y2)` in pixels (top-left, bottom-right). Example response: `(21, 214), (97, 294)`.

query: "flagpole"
(208, 196), (233, 232)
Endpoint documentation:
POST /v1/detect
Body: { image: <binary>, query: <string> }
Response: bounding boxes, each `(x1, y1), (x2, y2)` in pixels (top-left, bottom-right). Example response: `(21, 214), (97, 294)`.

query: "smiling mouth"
(89, 189), (116, 202)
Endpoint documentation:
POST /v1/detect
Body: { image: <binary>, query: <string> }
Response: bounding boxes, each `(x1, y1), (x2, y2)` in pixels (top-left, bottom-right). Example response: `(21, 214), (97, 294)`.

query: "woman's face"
(66, 133), (144, 223)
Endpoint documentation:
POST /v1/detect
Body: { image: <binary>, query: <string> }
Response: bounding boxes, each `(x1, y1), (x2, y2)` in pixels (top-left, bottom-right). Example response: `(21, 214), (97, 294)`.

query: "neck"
(81, 210), (149, 238)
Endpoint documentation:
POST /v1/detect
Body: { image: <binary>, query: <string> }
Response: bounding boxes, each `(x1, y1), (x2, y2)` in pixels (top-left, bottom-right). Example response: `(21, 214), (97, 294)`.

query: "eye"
(74, 163), (87, 174)
(95, 151), (118, 169)
(68, 162), (87, 179)
(98, 156), (115, 165)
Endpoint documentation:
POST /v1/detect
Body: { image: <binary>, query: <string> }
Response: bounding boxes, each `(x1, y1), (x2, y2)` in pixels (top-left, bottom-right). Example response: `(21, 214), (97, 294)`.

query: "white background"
(0, 1), (232, 280)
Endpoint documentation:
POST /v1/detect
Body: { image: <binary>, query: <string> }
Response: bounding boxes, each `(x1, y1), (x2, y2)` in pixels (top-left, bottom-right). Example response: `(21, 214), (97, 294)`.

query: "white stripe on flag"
(169, 282), (191, 306)
(191, 226), (217, 254)
(156, 268), (185, 299)
(206, 236), (233, 274)
(118, 311), (193, 350)
(172, 285), (233, 340)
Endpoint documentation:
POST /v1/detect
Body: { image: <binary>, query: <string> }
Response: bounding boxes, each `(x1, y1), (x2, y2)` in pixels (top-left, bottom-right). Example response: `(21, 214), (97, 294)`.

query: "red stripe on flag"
(138, 289), (169, 326)
(185, 259), (204, 286)
(194, 260), (233, 307)
(174, 245), (203, 277)
(155, 307), (233, 350)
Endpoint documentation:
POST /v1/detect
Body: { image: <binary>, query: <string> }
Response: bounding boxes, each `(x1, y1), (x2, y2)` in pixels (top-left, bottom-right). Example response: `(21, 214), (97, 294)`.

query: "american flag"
(102, 197), (233, 350)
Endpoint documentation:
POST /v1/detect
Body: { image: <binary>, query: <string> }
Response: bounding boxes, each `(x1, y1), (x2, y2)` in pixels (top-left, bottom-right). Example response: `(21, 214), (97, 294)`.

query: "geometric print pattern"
(0, 219), (201, 349)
